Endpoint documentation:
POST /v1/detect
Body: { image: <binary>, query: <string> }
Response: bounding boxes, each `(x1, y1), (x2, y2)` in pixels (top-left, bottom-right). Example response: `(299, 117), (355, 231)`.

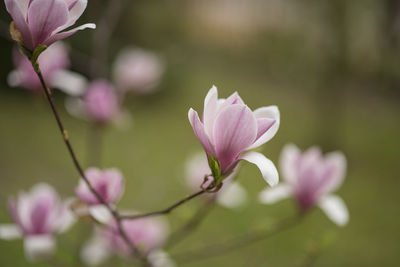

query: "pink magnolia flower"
(186, 152), (247, 208)
(259, 144), (349, 226)
(75, 167), (124, 206)
(65, 80), (131, 128)
(0, 183), (75, 261)
(113, 48), (164, 94)
(83, 80), (120, 124)
(81, 215), (170, 266)
(188, 86), (280, 186)
(4, 0), (95, 51)
(8, 42), (69, 91)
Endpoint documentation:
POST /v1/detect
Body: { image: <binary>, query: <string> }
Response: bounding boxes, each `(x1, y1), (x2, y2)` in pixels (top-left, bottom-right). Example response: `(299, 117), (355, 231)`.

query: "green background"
(0, 0), (399, 266)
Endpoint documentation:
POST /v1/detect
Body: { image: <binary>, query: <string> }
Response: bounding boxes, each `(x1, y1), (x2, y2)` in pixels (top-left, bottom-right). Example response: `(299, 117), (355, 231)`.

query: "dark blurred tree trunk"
(314, 0), (347, 150)
(381, 0), (400, 99)
(384, 0), (400, 47)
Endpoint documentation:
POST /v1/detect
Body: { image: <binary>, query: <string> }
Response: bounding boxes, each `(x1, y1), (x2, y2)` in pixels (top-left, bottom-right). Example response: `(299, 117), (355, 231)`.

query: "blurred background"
(0, 0), (399, 266)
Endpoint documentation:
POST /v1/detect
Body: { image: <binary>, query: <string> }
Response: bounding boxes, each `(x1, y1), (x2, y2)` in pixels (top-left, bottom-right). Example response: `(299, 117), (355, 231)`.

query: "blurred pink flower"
(188, 86), (280, 186)
(185, 152), (247, 208)
(113, 48), (164, 94)
(107, 218), (168, 255)
(75, 167), (124, 206)
(0, 183), (75, 261)
(83, 80), (120, 124)
(259, 144), (349, 226)
(4, 0), (95, 51)
(81, 215), (170, 265)
(8, 42), (69, 91)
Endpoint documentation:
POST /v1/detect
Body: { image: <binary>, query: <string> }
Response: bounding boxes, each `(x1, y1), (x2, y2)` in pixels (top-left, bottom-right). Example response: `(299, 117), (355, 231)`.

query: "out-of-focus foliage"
(0, 0), (399, 266)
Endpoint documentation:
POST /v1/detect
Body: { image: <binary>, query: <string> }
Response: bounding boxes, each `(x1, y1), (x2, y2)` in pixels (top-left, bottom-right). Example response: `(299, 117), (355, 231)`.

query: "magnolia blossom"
(8, 42), (85, 95)
(113, 48), (164, 94)
(5, 0), (95, 51)
(81, 215), (170, 266)
(66, 80), (120, 124)
(8, 42), (68, 91)
(65, 80), (132, 129)
(186, 152), (247, 208)
(0, 183), (75, 261)
(83, 81), (120, 124)
(259, 144), (349, 226)
(75, 167), (124, 206)
(188, 86), (280, 186)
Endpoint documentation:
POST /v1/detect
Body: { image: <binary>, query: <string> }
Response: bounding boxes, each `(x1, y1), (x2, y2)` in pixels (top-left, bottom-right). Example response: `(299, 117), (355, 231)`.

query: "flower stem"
(33, 65), (143, 259)
(120, 189), (206, 220)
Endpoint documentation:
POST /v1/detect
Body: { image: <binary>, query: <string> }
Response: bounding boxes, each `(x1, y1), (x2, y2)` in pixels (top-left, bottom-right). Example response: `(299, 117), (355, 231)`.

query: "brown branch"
(121, 190), (207, 220)
(173, 214), (303, 264)
(33, 65), (144, 261)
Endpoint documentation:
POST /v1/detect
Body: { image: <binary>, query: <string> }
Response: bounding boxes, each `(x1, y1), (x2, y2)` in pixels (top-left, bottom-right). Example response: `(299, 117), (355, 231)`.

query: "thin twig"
(174, 214), (303, 264)
(121, 189), (206, 220)
(166, 197), (216, 249)
(33, 66), (142, 259)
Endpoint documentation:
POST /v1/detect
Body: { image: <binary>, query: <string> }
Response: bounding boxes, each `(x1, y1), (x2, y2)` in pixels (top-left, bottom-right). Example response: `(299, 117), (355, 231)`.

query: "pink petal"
(24, 235), (55, 261)
(54, 198), (76, 233)
(279, 144), (301, 184)
(255, 117), (275, 140)
(0, 224), (22, 240)
(65, 0), (78, 9)
(5, 0), (34, 50)
(89, 205), (113, 224)
(319, 152), (347, 194)
(318, 195), (349, 226)
(224, 92), (245, 105)
(30, 200), (52, 234)
(57, 0), (87, 31)
(81, 230), (111, 266)
(76, 168), (124, 205)
(27, 0), (69, 47)
(297, 146), (323, 179)
(120, 217), (168, 253)
(14, 193), (33, 234)
(216, 182), (247, 208)
(14, 0), (30, 17)
(105, 169), (124, 203)
(185, 152), (211, 191)
(28, 184), (58, 234)
(247, 106), (280, 150)
(43, 23), (96, 46)
(75, 168), (102, 205)
(213, 104), (257, 172)
(202, 85), (218, 142)
(258, 184), (292, 204)
(188, 108), (216, 156)
(240, 151), (279, 186)
(8, 198), (22, 231)
(217, 91), (245, 113)
(83, 80), (118, 123)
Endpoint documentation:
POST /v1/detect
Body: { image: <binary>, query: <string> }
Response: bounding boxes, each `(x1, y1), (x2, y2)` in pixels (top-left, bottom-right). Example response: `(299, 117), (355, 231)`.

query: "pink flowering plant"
(5, 0), (95, 52)
(0, 183), (75, 260)
(259, 144), (349, 226)
(188, 86), (280, 189)
(0, 0), (350, 266)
